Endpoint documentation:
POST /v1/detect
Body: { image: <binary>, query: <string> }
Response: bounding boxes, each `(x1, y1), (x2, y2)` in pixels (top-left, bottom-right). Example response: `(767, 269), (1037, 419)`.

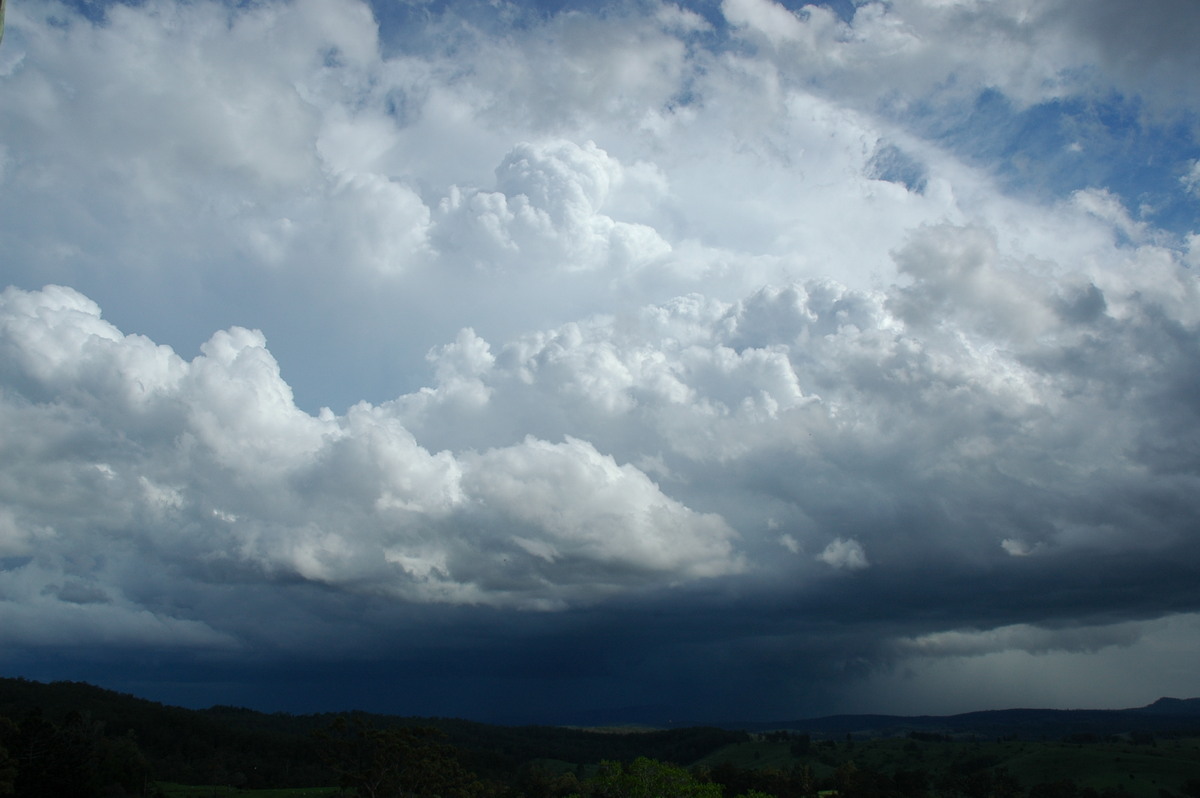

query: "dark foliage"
(2, 677), (1198, 798)
(317, 717), (485, 798)
(0, 678), (743, 792)
(0, 708), (151, 797)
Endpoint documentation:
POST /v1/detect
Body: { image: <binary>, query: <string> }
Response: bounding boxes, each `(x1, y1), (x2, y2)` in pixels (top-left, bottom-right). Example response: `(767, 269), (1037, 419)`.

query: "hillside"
(0, 676), (743, 788)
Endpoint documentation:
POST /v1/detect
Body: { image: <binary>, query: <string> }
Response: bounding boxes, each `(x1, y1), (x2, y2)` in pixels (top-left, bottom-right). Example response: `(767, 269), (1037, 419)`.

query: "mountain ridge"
(706, 696), (1200, 738)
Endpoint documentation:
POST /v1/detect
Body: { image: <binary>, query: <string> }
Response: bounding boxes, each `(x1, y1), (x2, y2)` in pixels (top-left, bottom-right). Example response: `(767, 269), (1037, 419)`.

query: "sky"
(1, 0), (1200, 726)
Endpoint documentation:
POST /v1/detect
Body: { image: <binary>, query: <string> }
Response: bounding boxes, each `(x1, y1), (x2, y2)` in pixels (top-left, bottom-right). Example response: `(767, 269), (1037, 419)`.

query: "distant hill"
(716, 697), (1200, 739)
(1133, 697), (1200, 716)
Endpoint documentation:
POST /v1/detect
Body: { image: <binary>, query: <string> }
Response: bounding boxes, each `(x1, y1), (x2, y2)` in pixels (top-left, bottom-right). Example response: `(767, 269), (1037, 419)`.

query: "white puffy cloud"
(722, 0), (810, 47)
(433, 139), (671, 273)
(0, 285), (745, 642)
(462, 436), (742, 598)
(817, 538), (869, 571)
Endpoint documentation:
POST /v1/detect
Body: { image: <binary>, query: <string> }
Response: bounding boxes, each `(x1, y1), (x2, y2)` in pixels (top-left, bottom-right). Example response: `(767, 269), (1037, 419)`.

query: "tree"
(588, 757), (721, 798)
(0, 718), (16, 796)
(510, 764), (581, 798)
(0, 709), (151, 798)
(318, 716), (483, 798)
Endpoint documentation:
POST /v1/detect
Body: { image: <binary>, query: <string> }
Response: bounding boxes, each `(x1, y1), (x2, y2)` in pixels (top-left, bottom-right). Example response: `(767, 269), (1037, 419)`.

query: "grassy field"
(1000, 738), (1200, 797)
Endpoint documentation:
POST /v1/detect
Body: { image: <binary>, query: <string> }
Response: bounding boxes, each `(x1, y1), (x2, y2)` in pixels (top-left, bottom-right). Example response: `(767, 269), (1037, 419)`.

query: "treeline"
(0, 679), (331, 789)
(343, 752), (1200, 798)
(3, 677), (1200, 798)
(0, 677), (743, 793)
(697, 760), (1193, 798)
(0, 709), (150, 797)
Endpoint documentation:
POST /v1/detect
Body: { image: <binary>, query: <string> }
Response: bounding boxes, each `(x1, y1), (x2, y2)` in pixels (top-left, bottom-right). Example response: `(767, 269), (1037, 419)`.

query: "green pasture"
(1000, 738), (1200, 798)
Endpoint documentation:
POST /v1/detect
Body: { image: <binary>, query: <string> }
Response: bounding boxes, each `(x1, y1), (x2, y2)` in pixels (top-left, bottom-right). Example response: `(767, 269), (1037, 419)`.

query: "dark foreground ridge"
(0, 676), (744, 789)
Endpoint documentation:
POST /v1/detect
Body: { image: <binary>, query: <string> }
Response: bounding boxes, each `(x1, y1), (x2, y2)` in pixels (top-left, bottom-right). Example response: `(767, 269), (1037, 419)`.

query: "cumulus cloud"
(433, 139), (670, 273)
(817, 538), (869, 571)
(462, 437), (742, 596)
(0, 285), (744, 632)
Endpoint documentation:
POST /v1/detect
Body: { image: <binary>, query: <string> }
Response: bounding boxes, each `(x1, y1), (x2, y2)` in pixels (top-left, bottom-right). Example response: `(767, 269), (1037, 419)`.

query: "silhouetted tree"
(0, 718), (16, 796)
(892, 769), (929, 798)
(0, 709), (150, 798)
(587, 758), (721, 798)
(319, 716), (484, 798)
(505, 764), (581, 798)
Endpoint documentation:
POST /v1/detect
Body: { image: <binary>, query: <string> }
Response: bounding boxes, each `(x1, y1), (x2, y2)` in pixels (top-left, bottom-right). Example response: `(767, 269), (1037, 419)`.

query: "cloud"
(817, 538), (869, 571)
(0, 285), (743, 626)
(1, 0), (1199, 720)
(897, 621), (1143, 659)
(716, 0), (1200, 118)
(855, 613), (1200, 716)
(462, 436), (743, 598)
(1036, 0), (1200, 114)
(433, 139), (671, 274)
(1000, 538), (1035, 557)
(721, 0), (811, 47)
(0, 597), (237, 649)
(1183, 160), (1200, 198)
